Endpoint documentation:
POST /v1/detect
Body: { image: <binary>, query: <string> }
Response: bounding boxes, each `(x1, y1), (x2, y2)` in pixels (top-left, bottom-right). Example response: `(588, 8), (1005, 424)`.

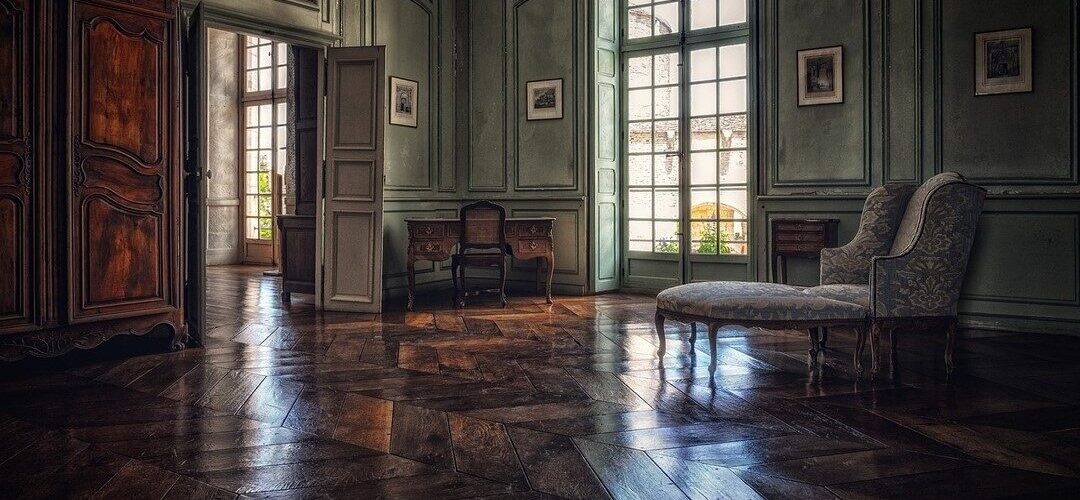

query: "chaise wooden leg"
(854, 321), (868, 375)
(807, 327), (821, 360)
(889, 326), (899, 379)
(945, 317), (958, 377)
(819, 327), (829, 350)
(689, 322), (697, 343)
(708, 322), (720, 372)
(654, 311), (666, 357)
(870, 320), (883, 377)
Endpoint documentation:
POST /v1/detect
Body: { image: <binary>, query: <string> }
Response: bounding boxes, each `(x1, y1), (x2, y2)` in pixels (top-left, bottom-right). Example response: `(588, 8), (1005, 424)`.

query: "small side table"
(770, 218), (840, 284)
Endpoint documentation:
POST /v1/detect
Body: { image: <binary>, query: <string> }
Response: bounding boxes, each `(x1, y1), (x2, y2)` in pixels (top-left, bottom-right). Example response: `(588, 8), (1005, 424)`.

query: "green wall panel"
(769, 0), (870, 188)
(514, 0), (579, 190)
(937, 0), (1076, 185)
(375, 0), (435, 190)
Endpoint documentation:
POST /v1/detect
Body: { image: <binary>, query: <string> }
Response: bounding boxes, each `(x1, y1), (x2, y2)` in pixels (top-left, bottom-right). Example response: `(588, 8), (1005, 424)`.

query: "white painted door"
(317, 46), (385, 312)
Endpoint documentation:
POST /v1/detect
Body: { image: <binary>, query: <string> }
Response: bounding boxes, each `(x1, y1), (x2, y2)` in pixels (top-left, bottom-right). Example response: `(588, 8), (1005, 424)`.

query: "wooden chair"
(451, 201), (510, 308)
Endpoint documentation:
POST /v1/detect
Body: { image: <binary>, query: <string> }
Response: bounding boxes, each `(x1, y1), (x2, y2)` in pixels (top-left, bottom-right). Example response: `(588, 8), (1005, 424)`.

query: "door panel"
(70, 1), (179, 322)
(0, 0), (33, 331)
(320, 46), (384, 312)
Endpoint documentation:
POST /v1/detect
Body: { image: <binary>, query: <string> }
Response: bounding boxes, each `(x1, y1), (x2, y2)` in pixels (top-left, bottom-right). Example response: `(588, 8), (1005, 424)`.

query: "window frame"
(620, 0), (755, 276)
(239, 35), (289, 245)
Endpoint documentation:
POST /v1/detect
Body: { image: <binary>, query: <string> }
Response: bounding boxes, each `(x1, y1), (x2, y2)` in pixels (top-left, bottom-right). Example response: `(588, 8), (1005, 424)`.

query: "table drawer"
(409, 222), (448, 239)
(775, 232), (825, 243)
(515, 238), (551, 257)
(773, 222), (828, 233)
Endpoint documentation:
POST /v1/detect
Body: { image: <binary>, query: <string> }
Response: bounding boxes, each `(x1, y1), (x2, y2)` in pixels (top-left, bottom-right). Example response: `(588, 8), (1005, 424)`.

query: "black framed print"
(975, 28), (1032, 96)
(797, 46), (843, 106)
(526, 79), (564, 120)
(389, 76), (419, 127)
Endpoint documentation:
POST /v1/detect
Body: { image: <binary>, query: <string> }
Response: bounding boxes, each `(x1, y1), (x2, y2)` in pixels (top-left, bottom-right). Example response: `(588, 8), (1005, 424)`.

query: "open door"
(183, 5), (207, 343)
(317, 46), (385, 312)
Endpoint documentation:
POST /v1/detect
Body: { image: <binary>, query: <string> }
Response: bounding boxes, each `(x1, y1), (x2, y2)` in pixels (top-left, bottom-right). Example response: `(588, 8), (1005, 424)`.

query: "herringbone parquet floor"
(2, 265), (1080, 498)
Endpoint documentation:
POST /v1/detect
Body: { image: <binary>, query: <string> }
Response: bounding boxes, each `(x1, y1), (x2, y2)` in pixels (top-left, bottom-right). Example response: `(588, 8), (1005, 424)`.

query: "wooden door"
(68, 0), (181, 323)
(318, 46), (384, 313)
(0, 0), (35, 331)
(183, 3), (205, 343)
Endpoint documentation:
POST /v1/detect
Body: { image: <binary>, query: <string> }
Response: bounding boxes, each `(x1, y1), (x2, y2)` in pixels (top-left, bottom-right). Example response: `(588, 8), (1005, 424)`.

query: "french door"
(621, 0), (752, 291)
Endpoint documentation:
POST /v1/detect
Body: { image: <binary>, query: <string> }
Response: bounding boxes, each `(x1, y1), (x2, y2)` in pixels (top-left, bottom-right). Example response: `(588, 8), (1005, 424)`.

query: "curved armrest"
(819, 184), (918, 285)
(870, 183), (985, 318)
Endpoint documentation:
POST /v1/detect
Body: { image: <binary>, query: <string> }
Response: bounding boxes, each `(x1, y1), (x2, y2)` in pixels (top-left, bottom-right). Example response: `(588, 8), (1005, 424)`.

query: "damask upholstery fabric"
(889, 172), (965, 255)
(656, 282), (867, 322)
(871, 177), (986, 318)
(802, 284), (870, 309)
(820, 184), (917, 285)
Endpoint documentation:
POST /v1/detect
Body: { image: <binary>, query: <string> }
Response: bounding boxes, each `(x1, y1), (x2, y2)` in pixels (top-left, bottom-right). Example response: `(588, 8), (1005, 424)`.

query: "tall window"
(241, 36), (288, 243)
(624, 0), (750, 259)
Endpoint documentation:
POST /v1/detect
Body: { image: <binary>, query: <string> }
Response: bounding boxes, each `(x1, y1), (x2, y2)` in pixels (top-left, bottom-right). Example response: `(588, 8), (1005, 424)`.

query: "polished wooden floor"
(2, 265), (1080, 499)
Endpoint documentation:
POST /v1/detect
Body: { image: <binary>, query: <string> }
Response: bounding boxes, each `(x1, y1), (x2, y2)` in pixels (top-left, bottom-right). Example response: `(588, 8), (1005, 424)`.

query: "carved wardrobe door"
(0, 0), (36, 333)
(68, 0), (182, 327)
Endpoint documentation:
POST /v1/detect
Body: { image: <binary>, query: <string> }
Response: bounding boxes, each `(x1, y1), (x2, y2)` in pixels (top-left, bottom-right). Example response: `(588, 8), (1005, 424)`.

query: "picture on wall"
(526, 79), (563, 120)
(797, 46), (843, 106)
(975, 28), (1032, 96)
(389, 76), (418, 127)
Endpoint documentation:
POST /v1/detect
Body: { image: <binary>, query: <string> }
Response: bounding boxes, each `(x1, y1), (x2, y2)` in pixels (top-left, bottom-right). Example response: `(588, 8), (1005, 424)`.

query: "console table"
(405, 217), (556, 310)
(770, 218), (840, 284)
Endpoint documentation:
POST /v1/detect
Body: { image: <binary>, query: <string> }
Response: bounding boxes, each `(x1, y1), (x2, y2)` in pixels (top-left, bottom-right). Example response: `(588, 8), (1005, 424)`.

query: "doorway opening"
(200, 26), (322, 329)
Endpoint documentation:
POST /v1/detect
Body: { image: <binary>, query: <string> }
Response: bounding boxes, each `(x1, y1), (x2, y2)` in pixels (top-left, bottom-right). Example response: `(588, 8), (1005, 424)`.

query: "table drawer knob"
(420, 242), (440, 253)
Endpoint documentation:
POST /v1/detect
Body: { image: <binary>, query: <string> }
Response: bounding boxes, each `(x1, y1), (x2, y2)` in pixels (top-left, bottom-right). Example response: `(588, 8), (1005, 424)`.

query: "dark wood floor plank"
(389, 403), (454, 468)
(826, 464), (1080, 499)
(449, 413), (528, 487)
(735, 448), (971, 486)
(650, 454), (765, 500)
(90, 459), (180, 499)
(193, 454), (433, 494)
(507, 427), (611, 500)
(573, 438), (688, 499)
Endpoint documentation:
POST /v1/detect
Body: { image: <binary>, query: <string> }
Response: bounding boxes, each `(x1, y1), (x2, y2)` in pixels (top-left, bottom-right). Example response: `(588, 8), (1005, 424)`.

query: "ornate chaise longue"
(654, 172), (986, 375)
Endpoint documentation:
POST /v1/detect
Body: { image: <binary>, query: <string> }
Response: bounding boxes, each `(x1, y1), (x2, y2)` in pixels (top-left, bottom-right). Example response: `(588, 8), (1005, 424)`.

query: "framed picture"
(797, 46), (843, 106)
(389, 77), (418, 127)
(526, 79), (563, 120)
(975, 28), (1032, 96)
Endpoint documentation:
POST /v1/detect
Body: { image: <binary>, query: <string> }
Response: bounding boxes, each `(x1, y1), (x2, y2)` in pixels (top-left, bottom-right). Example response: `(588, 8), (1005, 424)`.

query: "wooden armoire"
(0, 0), (185, 360)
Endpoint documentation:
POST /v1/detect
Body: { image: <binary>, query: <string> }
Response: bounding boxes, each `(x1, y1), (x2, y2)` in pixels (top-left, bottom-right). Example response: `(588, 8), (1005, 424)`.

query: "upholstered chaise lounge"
(655, 172), (986, 375)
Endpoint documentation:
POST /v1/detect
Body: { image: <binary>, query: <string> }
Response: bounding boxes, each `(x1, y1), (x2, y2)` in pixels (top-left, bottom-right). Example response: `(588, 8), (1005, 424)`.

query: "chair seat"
(656, 281), (867, 323)
(802, 284), (870, 309)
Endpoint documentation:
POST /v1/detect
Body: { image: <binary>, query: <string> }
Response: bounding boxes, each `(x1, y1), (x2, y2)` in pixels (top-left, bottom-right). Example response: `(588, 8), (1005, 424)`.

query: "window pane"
(718, 188), (748, 217)
(246, 218), (260, 239)
(627, 7), (652, 39)
(653, 87), (679, 119)
(653, 2), (680, 36)
(691, 0), (717, 30)
(259, 69), (272, 91)
(717, 79), (747, 113)
(629, 220), (652, 241)
(691, 117), (717, 150)
(719, 44), (747, 78)
(628, 89), (652, 120)
(259, 129), (272, 149)
(245, 196), (259, 216)
(654, 221), (679, 253)
(690, 152), (717, 184)
(246, 173), (258, 193)
(246, 70), (259, 92)
(654, 53), (679, 86)
(275, 43), (288, 64)
(653, 120), (678, 152)
(717, 151), (747, 183)
(690, 48), (716, 82)
(654, 189), (679, 219)
(258, 195), (272, 217)
(276, 66), (287, 89)
(690, 82), (717, 116)
(653, 154), (679, 186)
(691, 221), (718, 254)
(276, 103), (288, 124)
(258, 44), (271, 67)
(628, 189), (652, 219)
(259, 105), (272, 126)
(718, 114), (748, 148)
(628, 56), (652, 88)
(258, 172), (271, 194)
(719, 0), (747, 25)
(628, 122), (652, 153)
(690, 188), (717, 219)
(246, 129), (259, 149)
(628, 155), (652, 185)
